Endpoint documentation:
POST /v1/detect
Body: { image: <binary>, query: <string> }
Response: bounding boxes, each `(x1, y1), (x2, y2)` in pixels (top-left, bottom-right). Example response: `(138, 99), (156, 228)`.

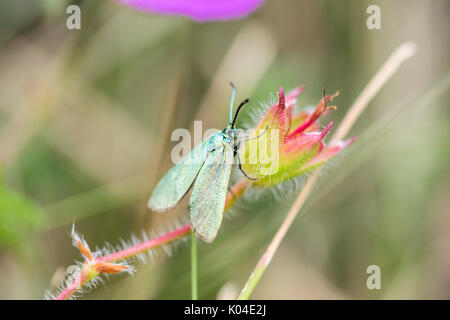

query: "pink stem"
(97, 224), (191, 262)
(55, 224), (191, 300)
(54, 179), (246, 300)
(55, 272), (87, 300)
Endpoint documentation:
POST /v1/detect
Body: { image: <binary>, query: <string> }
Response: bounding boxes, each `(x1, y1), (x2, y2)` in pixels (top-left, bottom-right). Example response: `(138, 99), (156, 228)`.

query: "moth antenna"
(229, 82), (237, 125)
(231, 98), (250, 128)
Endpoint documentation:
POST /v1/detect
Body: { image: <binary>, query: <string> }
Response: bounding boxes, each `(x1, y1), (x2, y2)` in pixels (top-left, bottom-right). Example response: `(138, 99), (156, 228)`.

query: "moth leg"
(241, 126), (269, 142)
(239, 162), (258, 181)
(233, 125), (268, 157)
(235, 150), (258, 181)
(234, 127), (268, 181)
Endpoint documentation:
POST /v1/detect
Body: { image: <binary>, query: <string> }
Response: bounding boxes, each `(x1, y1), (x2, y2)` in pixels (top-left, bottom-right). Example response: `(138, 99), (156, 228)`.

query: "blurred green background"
(0, 0), (449, 299)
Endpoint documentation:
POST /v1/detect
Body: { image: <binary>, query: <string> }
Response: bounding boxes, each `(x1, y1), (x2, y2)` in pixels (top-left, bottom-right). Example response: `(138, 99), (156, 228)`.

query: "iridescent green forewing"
(148, 140), (209, 212)
(189, 142), (233, 242)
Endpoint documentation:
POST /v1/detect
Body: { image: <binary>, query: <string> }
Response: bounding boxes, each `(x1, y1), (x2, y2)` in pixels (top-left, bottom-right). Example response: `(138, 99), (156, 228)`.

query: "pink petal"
(116, 0), (265, 22)
(282, 122), (333, 157)
(286, 86), (306, 104)
(285, 86), (306, 134)
(287, 90), (339, 138)
(302, 136), (357, 168)
(255, 86), (286, 140)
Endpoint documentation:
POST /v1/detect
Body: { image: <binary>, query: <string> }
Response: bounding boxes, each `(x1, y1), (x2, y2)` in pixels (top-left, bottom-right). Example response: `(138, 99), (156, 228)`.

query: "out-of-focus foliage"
(0, 0), (449, 299)
(0, 179), (43, 249)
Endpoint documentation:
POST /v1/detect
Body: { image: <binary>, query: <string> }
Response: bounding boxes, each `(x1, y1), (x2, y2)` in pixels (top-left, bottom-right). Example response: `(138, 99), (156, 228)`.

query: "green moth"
(148, 83), (261, 242)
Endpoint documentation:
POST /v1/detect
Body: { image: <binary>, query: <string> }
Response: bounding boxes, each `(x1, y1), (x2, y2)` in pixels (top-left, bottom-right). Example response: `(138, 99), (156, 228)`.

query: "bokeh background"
(0, 0), (449, 299)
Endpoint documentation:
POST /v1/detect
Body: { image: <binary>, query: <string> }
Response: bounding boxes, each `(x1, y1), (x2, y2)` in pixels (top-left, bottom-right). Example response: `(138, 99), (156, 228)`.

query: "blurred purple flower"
(116, 0), (265, 22)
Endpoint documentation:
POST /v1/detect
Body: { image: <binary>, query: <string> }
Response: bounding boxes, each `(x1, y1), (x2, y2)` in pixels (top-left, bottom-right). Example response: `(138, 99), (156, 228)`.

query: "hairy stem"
(55, 179), (248, 300)
(55, 271), (88, 301)
(237, 42), (417, 300)
(55, 225), (191, 300)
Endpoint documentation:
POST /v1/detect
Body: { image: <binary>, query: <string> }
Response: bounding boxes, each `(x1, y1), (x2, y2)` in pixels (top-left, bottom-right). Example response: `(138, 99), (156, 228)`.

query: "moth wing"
(189, 145), (233, 243)
(148, 139), (209, 212)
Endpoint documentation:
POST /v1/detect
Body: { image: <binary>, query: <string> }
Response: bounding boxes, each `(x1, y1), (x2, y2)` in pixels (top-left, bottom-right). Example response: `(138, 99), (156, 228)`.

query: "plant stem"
(55, 179), (248, 300)
(237, 173), (319, 300)
(237, 42), (417, 300)
(98, 225), (191, 263)
(55, 224), (191, 300)
(190, 231), (198, 300)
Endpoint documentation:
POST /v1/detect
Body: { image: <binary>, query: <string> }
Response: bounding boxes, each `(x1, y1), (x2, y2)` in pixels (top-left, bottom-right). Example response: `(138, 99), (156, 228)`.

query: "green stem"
(237, 265), (265, 300)
(190, 231), (198, 300)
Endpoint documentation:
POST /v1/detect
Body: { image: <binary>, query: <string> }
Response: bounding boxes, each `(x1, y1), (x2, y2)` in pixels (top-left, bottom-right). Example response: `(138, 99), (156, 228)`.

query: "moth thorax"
(224, 128), (236, 139)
